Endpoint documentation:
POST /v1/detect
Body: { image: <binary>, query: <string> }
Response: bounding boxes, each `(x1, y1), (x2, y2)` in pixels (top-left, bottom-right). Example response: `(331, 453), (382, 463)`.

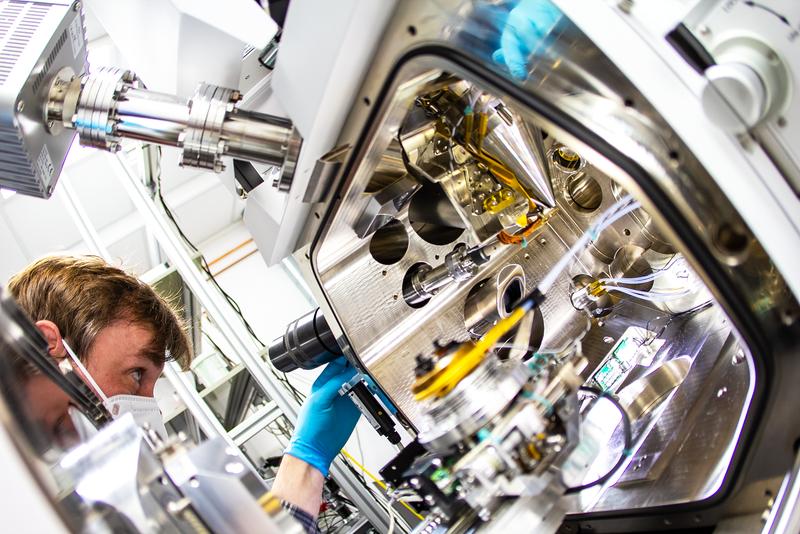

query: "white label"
(68, 16), (83, 59)
(36, 144), (55, 186)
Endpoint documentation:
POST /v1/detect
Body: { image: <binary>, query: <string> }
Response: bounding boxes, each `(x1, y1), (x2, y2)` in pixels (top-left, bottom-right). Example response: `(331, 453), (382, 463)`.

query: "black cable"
(149, 146), (307, 404)
(564, 385), (633, 494)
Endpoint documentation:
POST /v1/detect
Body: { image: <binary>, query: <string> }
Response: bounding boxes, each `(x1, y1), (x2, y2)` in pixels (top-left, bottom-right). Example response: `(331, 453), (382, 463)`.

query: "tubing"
(539, 196), (640, 293)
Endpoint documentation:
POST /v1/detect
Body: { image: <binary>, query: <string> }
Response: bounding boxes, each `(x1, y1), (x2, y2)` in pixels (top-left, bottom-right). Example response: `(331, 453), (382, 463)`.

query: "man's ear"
(35, 320), (66, 359)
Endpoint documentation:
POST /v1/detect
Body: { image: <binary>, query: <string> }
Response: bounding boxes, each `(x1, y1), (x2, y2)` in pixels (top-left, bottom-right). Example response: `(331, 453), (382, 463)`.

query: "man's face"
(22, 373), (78, 448)
(83, 321), (165, 397)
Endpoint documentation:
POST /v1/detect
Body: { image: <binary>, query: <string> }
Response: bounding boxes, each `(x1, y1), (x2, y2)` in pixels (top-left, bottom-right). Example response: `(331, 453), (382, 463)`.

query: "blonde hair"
(8, 255), (192, 369)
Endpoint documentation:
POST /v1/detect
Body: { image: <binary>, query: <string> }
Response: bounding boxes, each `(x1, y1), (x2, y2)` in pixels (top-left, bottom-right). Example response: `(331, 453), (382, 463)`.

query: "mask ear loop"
(62, 339), (109, 404)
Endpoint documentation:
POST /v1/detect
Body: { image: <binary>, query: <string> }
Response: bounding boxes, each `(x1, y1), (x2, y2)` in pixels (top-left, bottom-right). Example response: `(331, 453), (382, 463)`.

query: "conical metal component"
(481, 107), (556, 208)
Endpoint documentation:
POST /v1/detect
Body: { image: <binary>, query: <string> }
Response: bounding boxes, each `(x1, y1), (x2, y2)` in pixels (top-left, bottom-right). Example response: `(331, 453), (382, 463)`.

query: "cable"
(604, 285), (694, 302)
(564, 386), (633, 494)
(386, 497), (397, 534)
(537, 196), (640, 294)
(340, 449), (424, 521)
(599, 269), (669, 285)
(149, 146), (307, 404)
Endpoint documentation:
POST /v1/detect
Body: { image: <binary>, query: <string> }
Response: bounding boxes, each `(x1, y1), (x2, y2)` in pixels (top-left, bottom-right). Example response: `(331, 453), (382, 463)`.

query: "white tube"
(605, 285), (693, 302)
(539, 196), (639, 293)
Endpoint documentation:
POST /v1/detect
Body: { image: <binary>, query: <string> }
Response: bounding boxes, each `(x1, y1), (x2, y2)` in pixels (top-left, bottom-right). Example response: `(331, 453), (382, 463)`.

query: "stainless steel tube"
(56, 70), (302, 181)
(221, 108), (299, 167)
(115, 87), (188, 146)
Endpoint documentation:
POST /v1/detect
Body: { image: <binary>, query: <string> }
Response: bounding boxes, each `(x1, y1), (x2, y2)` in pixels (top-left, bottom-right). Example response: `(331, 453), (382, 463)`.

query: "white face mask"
(62, 339), (169, 440)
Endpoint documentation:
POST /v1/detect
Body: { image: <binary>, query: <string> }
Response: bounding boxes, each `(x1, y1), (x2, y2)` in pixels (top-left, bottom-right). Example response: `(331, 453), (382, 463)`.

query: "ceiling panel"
(64, 151), (136, 230)
(160, 147), (209, 192)
(0, 213), (32, 283)
(172, 182), (242, 245)
(2, 191), (82, 261)
(106, 227), (153, 276)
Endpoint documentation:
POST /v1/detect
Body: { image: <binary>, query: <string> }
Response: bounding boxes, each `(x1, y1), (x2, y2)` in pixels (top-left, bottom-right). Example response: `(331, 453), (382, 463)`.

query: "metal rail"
(111, 152), (392, 532)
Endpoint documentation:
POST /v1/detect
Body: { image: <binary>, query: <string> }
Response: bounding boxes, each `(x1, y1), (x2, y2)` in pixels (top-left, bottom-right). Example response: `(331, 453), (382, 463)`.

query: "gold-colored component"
(526, 442), (542, 461)
(498, 207), (558, 245)
(476, 112), (489, 154)
(587, 280), (607, 297)
(557, 146), (580, 162)
(257, 492), (283, 515)
(413, 306), (528, 401)
(464, 112), (474, 147)
(483, 188), (516, 214)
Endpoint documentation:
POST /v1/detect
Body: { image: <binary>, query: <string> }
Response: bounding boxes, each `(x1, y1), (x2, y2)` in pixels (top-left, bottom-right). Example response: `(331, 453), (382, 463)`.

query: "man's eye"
(131, 369), (143, 384)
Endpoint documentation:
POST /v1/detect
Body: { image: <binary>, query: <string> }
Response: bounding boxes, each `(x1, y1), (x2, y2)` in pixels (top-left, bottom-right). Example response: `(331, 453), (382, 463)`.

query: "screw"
(698, 25), (711, 37)
(47, 120), (54, 129)
(16, 101), (24, 112)
(717, 387), (727, 398)
(603, 336), (614, 344)
(737, 133), (754, 151)
(732, 349), (746, 365)
(73, 1), (81, 11)
(618, 0), (633, 13)
(539, 237), (547, 245)
(224, 462), (244, 474)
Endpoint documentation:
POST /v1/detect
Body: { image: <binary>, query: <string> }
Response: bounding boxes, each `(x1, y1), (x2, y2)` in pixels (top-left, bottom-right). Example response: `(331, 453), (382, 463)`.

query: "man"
(9, 255), (192, 399)
(9, 254), (360, 532)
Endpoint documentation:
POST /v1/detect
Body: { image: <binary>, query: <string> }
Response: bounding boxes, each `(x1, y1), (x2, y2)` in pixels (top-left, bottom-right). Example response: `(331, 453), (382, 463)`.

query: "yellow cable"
(340, 449), (425, 521)
(413, 306), (527, 401)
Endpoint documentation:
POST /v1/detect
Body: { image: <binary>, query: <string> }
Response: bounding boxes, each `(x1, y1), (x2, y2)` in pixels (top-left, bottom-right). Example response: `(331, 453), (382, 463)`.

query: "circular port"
(501, 277), (524, 314)
(464, 265), (525, 338)
(369, 219), (409, 265)
(553, 146), (582, 170)
(402, 262), (432, 309)
(713, 222), (750, 265)
(409, 181), (464, 245)
(566, 172), (603, 212)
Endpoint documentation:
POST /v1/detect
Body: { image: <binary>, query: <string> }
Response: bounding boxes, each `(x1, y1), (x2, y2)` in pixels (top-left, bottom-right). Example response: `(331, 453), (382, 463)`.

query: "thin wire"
(538, 196), (640, 293)
(149, 146), (307, 404)
(565, 386), (632, 494)
(340, 449), (424, 521)
(604, 285), (694, 302)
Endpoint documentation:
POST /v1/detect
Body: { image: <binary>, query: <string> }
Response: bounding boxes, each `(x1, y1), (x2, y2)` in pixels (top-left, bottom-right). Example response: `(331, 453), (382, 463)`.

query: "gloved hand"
(284, 358), (361, 477)
(492, 0), (563, 80)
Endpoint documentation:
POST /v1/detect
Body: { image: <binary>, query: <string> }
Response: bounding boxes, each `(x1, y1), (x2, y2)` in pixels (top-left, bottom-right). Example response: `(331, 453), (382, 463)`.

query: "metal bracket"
(339, 373), (401, 444)
(303, 144), (351, 203)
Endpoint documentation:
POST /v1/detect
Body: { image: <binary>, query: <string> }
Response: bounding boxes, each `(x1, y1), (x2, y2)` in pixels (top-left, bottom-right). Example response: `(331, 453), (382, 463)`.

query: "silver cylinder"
(221, 109), (297, 167)
(52, 70), (302, 181)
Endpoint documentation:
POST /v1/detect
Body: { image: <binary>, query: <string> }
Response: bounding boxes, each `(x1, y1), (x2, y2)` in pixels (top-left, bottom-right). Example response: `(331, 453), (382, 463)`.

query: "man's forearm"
(272, 454), (325, 517)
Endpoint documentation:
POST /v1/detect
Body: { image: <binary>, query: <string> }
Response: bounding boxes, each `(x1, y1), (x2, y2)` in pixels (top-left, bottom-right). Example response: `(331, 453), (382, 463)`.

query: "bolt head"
(16, 101), (24, 112)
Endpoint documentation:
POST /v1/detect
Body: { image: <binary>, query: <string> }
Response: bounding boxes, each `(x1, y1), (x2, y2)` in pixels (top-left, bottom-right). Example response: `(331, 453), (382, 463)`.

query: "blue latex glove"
(285, 358), (361, 477)
(492, 0), (563, 80)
